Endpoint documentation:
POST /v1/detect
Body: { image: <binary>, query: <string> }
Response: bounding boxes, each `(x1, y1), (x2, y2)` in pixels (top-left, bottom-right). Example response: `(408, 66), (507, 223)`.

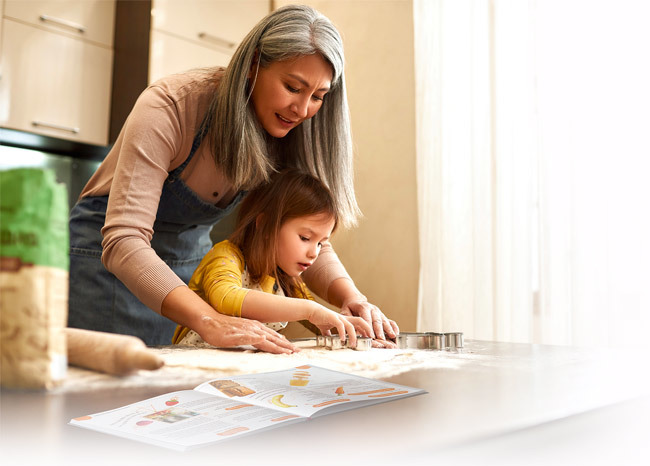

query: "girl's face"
(249, 53), (333, 138)
(275, 212), (336, 277)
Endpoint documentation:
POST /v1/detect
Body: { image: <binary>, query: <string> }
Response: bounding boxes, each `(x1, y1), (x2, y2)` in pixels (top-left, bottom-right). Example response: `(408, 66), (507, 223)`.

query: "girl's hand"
(197, 313), (298, 354)
(340, 296), (399, 348)
(306, 303), (366, 347)
(317, 315), (374, 342)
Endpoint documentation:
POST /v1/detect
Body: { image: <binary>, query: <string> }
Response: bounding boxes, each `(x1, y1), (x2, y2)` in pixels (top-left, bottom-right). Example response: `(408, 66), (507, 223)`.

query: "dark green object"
(0, 168), (69, 270)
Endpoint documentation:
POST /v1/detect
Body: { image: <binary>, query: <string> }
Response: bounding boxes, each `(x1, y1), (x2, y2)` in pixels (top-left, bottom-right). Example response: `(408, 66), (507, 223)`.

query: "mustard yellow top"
(172, 240), (312, 343)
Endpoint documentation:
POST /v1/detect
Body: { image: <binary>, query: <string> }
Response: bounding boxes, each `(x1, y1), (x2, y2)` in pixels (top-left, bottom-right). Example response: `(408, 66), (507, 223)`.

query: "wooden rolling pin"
(66, 328), (165, 375)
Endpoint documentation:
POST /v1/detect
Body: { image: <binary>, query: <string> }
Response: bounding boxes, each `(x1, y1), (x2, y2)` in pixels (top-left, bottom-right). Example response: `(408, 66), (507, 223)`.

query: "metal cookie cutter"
(397, 332), (431, 350)
(325, 335), (343, 350)
(345, 336), (372, 351)
(426, 332), (447, 350)
(445, 332), (464, 349)
(397, 331), (463, 350)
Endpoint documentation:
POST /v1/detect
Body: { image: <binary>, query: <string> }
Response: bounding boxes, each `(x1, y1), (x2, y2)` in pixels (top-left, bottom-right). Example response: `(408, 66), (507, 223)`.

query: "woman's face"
(275, 212), (335, 277)
(249, 53), (333, 138)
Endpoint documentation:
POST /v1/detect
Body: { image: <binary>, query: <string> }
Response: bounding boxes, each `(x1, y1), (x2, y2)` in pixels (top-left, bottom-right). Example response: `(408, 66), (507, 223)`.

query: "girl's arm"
(240, 290), (371, 347)
(194, 242), (371, 345)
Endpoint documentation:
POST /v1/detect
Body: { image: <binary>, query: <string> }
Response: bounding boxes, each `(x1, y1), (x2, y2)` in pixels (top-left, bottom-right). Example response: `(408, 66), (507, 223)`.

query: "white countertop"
(1, 340), (648, 466)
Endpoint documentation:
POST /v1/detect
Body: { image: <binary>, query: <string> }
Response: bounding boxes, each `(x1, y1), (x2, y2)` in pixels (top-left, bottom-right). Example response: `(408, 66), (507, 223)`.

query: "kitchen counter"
(1, 340), (648, 466)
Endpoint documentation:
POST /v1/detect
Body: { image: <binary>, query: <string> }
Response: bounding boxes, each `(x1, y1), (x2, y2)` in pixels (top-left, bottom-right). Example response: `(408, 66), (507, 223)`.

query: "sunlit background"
(414, 0), (650, 349)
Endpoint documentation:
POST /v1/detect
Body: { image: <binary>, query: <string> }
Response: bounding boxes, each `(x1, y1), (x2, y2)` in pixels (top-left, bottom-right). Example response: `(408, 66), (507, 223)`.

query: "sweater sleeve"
(188, 241), (250, 317)
(100, 84), (189, 313)
(301, 241), (352, 301)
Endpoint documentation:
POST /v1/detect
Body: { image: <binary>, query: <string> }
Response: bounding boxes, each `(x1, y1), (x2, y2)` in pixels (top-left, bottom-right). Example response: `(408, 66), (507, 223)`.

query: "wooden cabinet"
(0, 0), (115, 146)
(3, 0), (114, 46)
(148, 0), (268, 83)
(0, 1), (4, 53)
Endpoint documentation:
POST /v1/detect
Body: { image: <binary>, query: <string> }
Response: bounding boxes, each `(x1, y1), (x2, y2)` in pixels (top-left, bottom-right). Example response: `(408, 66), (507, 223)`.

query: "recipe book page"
(69, 365), (425, 451)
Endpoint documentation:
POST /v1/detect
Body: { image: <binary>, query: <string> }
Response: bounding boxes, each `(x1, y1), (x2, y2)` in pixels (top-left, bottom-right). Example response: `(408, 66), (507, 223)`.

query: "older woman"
(68, 4), (398, 351)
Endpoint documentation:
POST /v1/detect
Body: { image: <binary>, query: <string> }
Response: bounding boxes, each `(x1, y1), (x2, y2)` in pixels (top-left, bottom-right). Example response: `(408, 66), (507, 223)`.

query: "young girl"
(172, 170), (373, 348)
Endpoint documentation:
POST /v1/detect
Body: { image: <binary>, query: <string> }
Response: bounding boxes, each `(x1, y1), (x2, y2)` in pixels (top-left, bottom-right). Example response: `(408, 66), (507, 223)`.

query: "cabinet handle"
(39, 14), (86, 34)
(197, 32), (235, 49)
(32, 121), (80, 134)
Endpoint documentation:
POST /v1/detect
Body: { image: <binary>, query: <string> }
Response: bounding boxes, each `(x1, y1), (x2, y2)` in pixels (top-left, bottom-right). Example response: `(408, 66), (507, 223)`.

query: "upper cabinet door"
(149, 30), (233, 83)
(151, 0), (268, 53)
(0, 0), (4, 46)
(4, 0), (115, 46)
(0, 20), (113, 145)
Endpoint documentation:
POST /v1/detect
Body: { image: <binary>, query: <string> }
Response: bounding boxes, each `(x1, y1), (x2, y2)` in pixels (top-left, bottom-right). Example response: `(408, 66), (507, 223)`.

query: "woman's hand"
(340, 296), (399, 348)
(325, 279), (399, 348)
(307, 303), (373, 348)
(162, 286), (298, 354)
(197, 313), (299, 354)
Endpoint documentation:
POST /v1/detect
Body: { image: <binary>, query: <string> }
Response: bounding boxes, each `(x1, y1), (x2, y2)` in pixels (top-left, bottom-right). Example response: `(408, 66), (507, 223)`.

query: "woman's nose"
(291, 96), (310, 119)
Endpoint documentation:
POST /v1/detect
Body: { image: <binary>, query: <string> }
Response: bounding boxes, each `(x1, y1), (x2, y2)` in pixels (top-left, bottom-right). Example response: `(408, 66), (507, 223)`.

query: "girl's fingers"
(333, 318), (347, 346)
(342, 317), (357, 347)
(345, 316), (373, 338)
(371, 308), (386, 341)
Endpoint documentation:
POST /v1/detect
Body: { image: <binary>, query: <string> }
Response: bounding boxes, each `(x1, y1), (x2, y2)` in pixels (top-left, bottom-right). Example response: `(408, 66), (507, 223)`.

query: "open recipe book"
(69, 365), (426, 451)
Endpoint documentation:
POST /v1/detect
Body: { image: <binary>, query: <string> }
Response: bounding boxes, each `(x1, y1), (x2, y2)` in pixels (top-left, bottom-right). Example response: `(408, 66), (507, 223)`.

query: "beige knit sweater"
(79, 68), (351, 314)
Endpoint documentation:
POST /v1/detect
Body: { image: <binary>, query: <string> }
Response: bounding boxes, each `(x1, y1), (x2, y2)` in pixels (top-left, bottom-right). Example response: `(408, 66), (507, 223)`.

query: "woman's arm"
(327, 278), (399, 345)
(100, 83), (192, 312)
(161, 285), (298, 354)
(101, 76), (219, 314)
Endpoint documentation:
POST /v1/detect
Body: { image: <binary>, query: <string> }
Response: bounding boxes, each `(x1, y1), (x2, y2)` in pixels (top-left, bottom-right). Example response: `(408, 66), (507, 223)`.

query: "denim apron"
(68, 130), (246, 345)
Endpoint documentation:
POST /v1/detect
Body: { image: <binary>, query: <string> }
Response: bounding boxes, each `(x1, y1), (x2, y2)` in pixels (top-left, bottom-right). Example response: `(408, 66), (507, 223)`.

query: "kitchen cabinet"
(0, 1), (4, 54)
(0, 0), (115, 146)
(3, 0), (114, 46)
(148, 0), (268, 83)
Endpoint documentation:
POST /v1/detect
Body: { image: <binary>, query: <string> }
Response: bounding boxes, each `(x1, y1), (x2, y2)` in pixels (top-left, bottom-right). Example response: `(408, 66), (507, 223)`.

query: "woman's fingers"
(255, 324), (299, 353)
(342, 300), (396, 341)
(252, 338), (296, 354)
(367, 305), (398, 341)
(205, 315), (298, 354)
(388, 318), (400, 337)
(348, 304), (374, 336)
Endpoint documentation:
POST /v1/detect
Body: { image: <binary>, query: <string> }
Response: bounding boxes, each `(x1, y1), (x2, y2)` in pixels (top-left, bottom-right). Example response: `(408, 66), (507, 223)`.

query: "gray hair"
(207, 4), (360, 228)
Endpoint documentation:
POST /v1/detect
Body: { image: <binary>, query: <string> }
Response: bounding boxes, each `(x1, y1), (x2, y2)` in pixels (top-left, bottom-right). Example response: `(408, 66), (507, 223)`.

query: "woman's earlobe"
(248, 49), (260, 80)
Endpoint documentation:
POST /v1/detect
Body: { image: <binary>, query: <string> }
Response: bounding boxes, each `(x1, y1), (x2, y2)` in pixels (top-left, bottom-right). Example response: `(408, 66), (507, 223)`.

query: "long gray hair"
(206, 4), (360, 228)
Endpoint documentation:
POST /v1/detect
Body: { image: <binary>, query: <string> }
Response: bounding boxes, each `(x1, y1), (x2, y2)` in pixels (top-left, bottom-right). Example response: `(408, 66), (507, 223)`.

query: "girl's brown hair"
(229, 169), (338, 298)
